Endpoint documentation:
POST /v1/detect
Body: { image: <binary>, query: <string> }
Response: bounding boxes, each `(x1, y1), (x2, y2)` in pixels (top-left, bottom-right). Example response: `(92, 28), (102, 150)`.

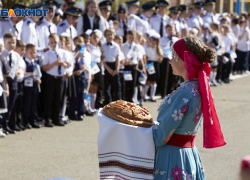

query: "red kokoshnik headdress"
(173, 39), (226, 148)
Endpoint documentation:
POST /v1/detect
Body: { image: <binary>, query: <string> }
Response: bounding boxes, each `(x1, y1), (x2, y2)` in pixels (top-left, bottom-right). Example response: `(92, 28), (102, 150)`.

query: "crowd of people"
(0, 0), (249, 137)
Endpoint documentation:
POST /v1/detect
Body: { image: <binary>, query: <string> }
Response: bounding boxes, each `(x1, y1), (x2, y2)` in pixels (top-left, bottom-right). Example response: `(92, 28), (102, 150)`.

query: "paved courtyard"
(0, 76), (250, 180)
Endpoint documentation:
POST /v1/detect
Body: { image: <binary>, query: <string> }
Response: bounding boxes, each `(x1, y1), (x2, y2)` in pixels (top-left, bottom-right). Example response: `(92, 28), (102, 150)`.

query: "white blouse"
(89, 43), (102, 63)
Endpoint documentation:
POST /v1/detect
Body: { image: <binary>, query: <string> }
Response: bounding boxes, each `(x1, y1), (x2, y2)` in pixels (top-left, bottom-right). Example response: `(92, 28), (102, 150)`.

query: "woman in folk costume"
(153, 37), (226, 180)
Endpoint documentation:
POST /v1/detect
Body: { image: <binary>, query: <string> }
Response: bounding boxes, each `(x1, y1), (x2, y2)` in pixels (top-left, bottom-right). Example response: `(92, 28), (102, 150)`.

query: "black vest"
(83, 14), (100, 32)
(74, 57), (85, 80)
(23, 58), (38, 89)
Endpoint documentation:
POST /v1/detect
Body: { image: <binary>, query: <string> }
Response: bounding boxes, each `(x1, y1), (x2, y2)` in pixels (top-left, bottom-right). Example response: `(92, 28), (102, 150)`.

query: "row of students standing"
(0, 0), (247, 137)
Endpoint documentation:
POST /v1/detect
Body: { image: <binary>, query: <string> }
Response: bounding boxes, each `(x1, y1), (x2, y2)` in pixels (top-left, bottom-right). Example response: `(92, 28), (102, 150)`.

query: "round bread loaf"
(102, 100), (153, 128)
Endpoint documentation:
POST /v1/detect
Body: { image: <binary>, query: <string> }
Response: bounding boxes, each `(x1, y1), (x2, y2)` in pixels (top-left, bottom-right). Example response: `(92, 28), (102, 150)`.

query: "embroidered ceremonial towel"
(97, 109), (155, 180)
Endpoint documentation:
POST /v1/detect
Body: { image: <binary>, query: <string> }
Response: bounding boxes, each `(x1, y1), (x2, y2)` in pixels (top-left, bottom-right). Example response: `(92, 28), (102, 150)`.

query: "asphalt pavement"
(0, 76), (249, 180)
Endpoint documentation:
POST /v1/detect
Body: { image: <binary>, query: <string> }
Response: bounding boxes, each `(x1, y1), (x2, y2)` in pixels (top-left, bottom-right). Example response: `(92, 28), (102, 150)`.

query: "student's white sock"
(150, 84), (157, 100)
(213, 72), (217, 83)
(61, 96), (67, 120)
(140, 86), (144, 99)
(143, 85), (150, 99)
(132, 86), (138, 104)
(209, 71), (214, 83)
(91, 93), (97, 110)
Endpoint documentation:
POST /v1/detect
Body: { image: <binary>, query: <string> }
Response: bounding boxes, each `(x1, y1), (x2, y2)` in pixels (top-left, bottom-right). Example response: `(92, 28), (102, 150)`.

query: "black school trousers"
(104, 62), (121, 105)
(124, 65), (137, 102)
(44, 74), (64, 123)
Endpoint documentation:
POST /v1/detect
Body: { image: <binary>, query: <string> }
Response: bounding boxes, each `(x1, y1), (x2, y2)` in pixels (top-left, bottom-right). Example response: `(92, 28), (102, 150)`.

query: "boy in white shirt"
(22, 44), (42, 129)
(11, 40), (26, 131)
(159, 24), (179, 97)
(114, 35), (125, 100)
(42, 33), (69, 127)
(102, 28), (121, 105)
(0, 33), (22, 134)
(121, 30), (140, 102)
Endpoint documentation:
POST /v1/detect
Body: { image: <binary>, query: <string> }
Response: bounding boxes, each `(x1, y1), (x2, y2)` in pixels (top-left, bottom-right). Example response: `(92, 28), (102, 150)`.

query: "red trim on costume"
(167, 134), (197, 148)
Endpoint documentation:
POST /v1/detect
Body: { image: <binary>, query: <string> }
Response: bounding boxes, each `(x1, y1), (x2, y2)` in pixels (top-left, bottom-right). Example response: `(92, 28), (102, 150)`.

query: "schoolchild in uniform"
(36, 0), (58, 51)
(73, 36), (84, 47)
(178, 5), (189, 30)
(159, 24), (179, 97)
(114, 35), (125, 100)
(0, 3), (25, 41)
(126, 0), (149, 34)
(201, 24), (220, 86)
(0, 42), (9, 137)
(102, 28), (121, 105)
(87, 29), (104, 113)
(149, 0), (169, 37)
(60, 36), (76, 123)
(57, 7), (82, 49)
(76, 1), (106, 36)
(78, 33), (94, 116)
(81, 33), (91, 53)
(187, 2), (204, 28)
(121, 30), (140, 102)
(202, 0), (219, 25)
(42, 33), (69, 127)
(181, 28), (189, 38)
(22, 44), (41, 129)
(221, 24), (234, 83)
(68, 44), (88, 120)
(137, 1), (156, 34)
(209, 23), (225, 85)
(75, 37), (94, 116)
(116, 4), (137, 43)
(99, 0), (113, 31)
(234, 20), (250, 74)
(144, 31), (163, 102)
(0, 33), (22, 134)
(11, 40), (26, 131)
(168, 6), (182, 34)
(21, 3), (47, 54)
(134, 31), (147, 106)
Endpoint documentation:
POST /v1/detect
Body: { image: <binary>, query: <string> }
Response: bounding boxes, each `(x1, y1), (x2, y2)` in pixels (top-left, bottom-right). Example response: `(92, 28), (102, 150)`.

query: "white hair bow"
(85, 29), (103, 39)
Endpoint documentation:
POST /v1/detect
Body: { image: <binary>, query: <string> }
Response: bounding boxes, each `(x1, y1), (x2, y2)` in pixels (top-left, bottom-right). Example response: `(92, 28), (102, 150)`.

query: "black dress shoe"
(25, 123), (32, 129)
(76, 115), (84, 121)
(36, 116), (44, 122)
(44, 121), (54, 127)
(149, 99), (156, 102)
(68, 116), (78, 120)
(2, 129), (9, 135)
(54, 121), (65, 126)
(31, 123), (41, 128)
(223, 79), (230, 83)
(10, 125), (21, 131)
(17, 123), (25, 131)
(3, 126), (16, 134)
(85, 111), (94, 116)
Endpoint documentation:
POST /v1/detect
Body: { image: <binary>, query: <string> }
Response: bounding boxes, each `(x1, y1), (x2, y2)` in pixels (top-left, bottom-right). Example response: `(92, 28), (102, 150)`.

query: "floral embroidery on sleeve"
(163, 129), (175, 144)
(193, 103), (202, 123)
(171, 166), (183, 180)
(181, 105), (189, 116)
(157, 95), (171, 113)
(190, 88), (200, 98)
(172, 110), (183, 121)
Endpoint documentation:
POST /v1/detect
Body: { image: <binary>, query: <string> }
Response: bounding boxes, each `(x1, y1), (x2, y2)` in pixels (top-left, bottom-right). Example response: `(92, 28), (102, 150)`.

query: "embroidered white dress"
(153, 79), (206, 180)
